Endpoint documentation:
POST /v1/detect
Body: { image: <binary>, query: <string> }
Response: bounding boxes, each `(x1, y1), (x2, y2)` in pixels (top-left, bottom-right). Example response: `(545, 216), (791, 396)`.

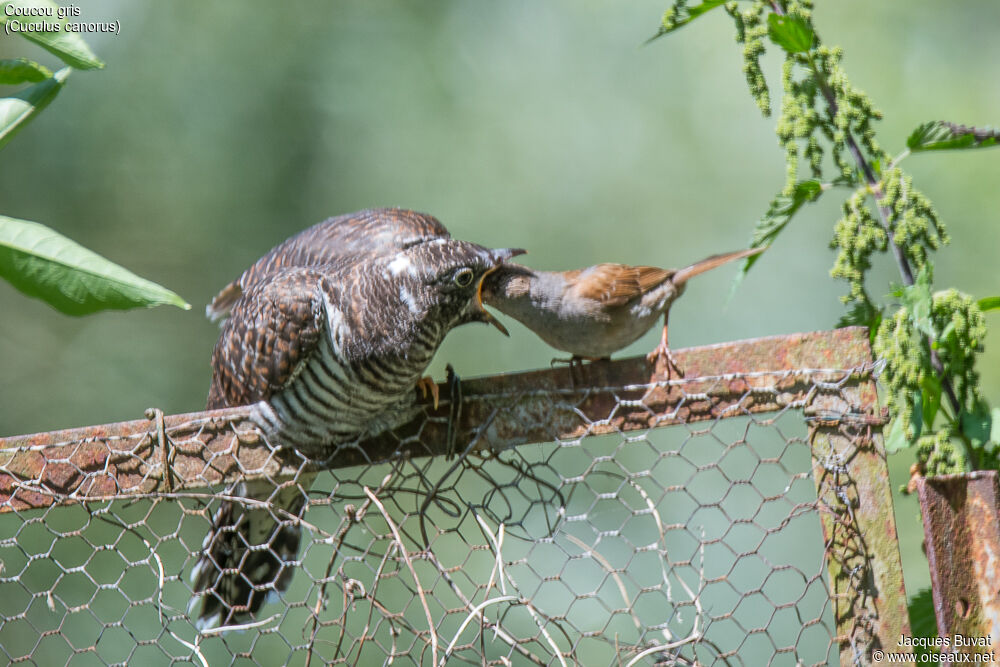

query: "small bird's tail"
(205, 281), (242, 324)
(671, 247), (765, 287)
(189, 473), (315, 631)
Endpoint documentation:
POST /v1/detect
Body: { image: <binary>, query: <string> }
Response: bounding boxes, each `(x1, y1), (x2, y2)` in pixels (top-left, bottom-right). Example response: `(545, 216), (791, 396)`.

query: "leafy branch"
(652, 0), (1000, 474)
(0, 0), (189, 315)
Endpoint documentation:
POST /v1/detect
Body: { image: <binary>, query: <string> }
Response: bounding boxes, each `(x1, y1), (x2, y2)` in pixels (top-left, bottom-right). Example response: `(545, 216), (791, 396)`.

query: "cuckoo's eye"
(453, 267), (475, 287)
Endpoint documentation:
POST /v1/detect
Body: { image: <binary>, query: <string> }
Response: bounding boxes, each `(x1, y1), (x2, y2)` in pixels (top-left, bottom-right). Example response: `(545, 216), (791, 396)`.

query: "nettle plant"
(651, 0), (1000, 476)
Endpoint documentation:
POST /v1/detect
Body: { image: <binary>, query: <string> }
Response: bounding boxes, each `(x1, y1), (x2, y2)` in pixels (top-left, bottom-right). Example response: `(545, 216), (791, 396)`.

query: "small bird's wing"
(570, 263), (674, 308)
(207, 208), (449, 322)
(207, 267), (330, 409)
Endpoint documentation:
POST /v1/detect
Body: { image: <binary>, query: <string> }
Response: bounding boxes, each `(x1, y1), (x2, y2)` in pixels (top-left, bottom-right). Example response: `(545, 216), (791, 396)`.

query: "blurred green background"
(2, 0), (998, 645)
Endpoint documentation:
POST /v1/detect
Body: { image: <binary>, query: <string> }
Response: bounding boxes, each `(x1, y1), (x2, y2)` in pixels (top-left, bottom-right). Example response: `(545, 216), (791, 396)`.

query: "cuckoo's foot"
(416, 376), (440, 410)
(445, 364), (463, 459)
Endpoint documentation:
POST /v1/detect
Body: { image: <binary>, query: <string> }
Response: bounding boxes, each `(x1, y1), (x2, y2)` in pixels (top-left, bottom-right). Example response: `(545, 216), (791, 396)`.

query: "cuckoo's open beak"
(475, 248), (526, 336)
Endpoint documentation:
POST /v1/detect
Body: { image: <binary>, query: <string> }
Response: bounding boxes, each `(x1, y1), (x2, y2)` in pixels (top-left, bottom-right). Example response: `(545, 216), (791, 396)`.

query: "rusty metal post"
(917, 471), (1000, 665)
(805, 350), (911, 663)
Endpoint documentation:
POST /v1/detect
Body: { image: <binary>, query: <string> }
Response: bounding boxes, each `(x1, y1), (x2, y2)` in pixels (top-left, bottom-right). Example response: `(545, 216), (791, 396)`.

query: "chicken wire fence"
(0, 328), (909, 666)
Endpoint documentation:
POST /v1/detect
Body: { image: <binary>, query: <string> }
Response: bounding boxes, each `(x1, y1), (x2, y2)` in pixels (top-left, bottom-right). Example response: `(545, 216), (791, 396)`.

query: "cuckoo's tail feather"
(190, 475), (314, 631)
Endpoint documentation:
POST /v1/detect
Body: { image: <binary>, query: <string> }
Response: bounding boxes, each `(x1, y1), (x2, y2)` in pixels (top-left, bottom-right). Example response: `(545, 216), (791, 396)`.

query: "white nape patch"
(322, 293), (350, 355)
(399, 284), (421, 314)
(387, 253), (415, 277)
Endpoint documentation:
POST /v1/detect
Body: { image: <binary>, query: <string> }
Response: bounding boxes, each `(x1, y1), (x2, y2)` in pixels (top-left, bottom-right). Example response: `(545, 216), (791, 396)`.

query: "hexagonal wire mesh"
(0, 329), (909, 666)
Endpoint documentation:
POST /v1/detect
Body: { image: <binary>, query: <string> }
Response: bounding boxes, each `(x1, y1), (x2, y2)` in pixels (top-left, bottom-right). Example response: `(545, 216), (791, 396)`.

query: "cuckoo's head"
(386, 240), (525, 334)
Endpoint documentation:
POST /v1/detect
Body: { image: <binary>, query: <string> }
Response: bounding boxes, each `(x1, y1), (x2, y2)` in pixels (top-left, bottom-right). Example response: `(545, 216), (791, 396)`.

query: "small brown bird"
(481, 247), (764, 376)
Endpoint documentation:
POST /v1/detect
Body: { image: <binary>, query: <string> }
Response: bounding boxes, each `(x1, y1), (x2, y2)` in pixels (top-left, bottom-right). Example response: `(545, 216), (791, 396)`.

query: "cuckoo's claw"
(445, 364), (462, 459)
(417, 376), (440, 410)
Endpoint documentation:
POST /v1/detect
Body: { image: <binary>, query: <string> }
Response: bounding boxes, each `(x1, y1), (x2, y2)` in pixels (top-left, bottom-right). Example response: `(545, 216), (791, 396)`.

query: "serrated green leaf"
(0, 66), (68, 151)
(978, 295), (1000, 312)
(647, 0), (728, 43)
(836, 299), (882, 336)
(885, 416), (909, 453)
(766, 14), (814, 53)
(920, 376), (941, 431)
(0, 215), (190, 315)
(729, 180), (823, 297)
(960, 405), (992, 451)
(911, 392), (923, 440)
(907, 121), (1000, 152)
(936, 320), (956, 344)
(0, 58), (52, 84)
(752, 180), (822, 247)
(894, 266), (935, 339)
(0, 0), (104, 70)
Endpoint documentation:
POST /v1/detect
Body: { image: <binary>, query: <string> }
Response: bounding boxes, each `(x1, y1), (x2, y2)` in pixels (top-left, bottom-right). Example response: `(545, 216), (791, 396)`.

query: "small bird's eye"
(453, 267), (475, 287)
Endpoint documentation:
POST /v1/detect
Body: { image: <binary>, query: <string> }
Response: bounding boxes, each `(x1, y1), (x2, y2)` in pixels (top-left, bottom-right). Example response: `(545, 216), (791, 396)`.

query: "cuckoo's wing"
(207, 267), (332, 409)
(207, 208), (449, 322)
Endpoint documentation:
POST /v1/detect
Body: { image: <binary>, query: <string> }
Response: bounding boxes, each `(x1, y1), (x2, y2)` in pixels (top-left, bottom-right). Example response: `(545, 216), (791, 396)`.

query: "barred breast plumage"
(191, 209), (523, 629)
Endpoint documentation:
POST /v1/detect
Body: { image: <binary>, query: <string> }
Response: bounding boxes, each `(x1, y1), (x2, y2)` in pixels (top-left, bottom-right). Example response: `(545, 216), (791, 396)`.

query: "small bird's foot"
(647, 344), (684, 379)
(647, 324), (684, 379)
(416, 376), (440, 409)
(551, 356), (588, 386)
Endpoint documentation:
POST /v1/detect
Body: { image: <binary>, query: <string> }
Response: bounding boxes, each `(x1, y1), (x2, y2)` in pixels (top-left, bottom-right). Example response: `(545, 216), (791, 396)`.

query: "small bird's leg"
(550, 355), (586, 387)
(416, 376), (440, 410)
(647, 311), (684, 378)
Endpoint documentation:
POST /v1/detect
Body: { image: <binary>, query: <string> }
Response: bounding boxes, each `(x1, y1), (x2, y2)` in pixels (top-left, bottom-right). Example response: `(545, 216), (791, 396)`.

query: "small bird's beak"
(475, 248), (526, 336)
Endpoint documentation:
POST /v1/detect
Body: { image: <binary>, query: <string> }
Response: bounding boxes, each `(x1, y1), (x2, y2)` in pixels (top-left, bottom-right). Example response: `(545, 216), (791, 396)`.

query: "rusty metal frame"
(0, 326), (910, 664)
(917, 471), (1000, 665)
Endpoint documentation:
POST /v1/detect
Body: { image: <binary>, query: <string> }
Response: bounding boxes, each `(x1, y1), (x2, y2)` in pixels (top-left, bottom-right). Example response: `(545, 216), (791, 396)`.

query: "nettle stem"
(769, 0), (966, 430)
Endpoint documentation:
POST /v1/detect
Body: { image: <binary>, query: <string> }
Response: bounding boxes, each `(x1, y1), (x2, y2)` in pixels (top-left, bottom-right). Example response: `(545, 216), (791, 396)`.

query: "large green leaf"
(0, 215), (190, 315)
(906, 121), (1000, 152)
(0, 66), (68, 151)
(766, 14), (814, 54)
(0, 0), (104, 70)
(647, 0), (728, 43)
(0, 57), (52, 84)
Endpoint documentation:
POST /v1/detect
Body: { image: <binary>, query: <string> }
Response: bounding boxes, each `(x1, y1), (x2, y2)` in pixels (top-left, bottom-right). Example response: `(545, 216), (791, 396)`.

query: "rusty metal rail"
(0, 328), (874, 508)
(0, 327), (911, 664)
